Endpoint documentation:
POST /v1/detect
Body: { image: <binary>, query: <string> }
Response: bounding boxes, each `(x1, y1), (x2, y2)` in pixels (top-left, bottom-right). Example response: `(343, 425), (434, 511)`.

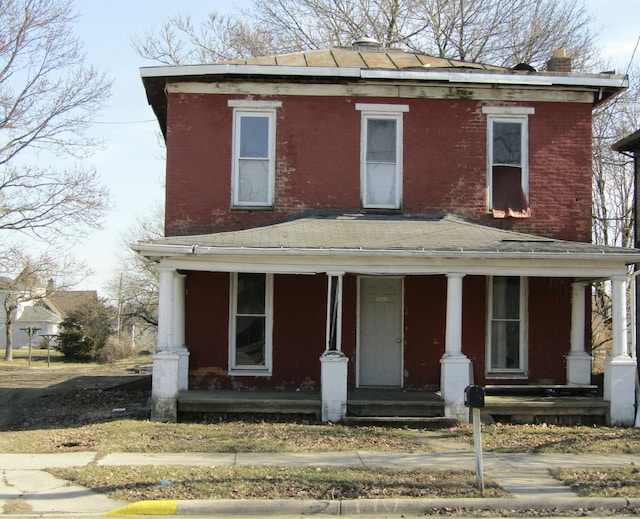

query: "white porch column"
(173, 272), (190, 392)
(567, 281), (592, 385)
(321, 272), (348, 422)
(440, 273), (471, 422)
(604, 275), (637, 426)
(151, 266), (180, 422)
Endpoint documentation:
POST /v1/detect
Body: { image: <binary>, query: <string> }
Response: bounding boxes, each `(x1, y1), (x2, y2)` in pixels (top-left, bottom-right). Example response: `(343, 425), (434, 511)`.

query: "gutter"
(132, 242), (640, 263)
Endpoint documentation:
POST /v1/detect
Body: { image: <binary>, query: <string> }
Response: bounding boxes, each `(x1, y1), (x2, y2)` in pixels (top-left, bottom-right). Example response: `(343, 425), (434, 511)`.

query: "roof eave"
(132, 242), (640, 265)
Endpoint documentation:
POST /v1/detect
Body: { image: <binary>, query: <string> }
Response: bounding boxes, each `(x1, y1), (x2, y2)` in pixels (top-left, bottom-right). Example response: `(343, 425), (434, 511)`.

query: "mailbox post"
(464, 385), (485, 492)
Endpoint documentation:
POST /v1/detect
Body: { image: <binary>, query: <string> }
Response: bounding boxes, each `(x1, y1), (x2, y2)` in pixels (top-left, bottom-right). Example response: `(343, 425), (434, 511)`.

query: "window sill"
(485, 372), (528, 380)
(231, 205), (274, 211)
(228, 368), (272, 377)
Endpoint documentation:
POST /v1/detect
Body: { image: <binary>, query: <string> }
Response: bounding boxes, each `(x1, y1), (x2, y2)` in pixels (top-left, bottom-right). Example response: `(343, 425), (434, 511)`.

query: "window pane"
(235, 315), (265, 366)
(491, 321), (520, 369)
(240, 116), (269, 158)
(367, 119), (396, 162)
(366, 162), (396, 206)
(238, 159), (269, 203)
(492, 276), (520, 319)
(493, 122), (521, 166)
(237, 273), (265, 314)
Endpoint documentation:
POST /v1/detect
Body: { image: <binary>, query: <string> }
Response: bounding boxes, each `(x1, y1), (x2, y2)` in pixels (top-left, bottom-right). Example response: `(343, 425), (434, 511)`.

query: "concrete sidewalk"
(1, 445), (639, 516)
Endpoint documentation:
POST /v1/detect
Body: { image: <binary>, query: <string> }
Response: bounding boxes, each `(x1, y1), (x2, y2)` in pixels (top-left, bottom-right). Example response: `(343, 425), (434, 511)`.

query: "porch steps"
(483, 395), (608, 425)
(347, 391), (445, 419)
(177, 390), (321, 418)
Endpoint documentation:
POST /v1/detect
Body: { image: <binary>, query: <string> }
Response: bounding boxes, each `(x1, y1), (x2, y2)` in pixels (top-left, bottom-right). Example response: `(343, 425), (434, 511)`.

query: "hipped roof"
(140, 46), (627, 137)
(134, 213), (640, 265)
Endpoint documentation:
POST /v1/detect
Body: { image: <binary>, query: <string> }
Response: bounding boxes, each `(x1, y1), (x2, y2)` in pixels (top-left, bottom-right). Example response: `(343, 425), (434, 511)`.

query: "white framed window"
(483, 107), (533, 218)
(229, 272), (273, 375)
(486, 276), (527, 377)
(230, 102), (279, 207)
(357, 104), (408, 209)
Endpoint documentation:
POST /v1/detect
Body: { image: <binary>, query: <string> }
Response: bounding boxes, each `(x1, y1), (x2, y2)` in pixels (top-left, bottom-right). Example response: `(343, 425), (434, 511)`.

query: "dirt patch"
(0, 363), (151, 431)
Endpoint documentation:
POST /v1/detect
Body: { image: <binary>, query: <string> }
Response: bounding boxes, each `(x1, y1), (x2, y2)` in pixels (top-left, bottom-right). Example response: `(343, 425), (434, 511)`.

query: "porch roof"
(134, 214), (640, 276)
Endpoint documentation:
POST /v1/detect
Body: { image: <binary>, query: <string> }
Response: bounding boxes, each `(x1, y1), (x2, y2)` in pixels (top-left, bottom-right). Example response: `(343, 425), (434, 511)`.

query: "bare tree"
(0, 0), (111, 242)
(134, 0), (598, 70)
(591, 65), (639, 358)
(108, 206), (164, 338)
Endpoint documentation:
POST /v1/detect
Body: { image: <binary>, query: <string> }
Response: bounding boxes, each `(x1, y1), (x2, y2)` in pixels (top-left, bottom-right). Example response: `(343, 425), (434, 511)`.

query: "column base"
(320, 350), (348, 423)
(440, 354), (471, 423)
(177, 347), (190, 391)
(566, 352), (592, 386)
(604, 355), (637, 426)
(151, 351), (180, 422)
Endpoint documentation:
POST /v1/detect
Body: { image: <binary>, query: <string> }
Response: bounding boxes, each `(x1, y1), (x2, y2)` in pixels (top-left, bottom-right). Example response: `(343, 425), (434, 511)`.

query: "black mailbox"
(464, 385), (485, 408)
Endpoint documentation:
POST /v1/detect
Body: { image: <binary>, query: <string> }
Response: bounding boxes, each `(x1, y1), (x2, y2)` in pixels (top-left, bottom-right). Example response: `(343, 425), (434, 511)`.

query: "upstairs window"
(357, 104), (408, 209)
(483, 107), (534, 218)
(229, 100), (280, 207)
(487, 276), (527, 376)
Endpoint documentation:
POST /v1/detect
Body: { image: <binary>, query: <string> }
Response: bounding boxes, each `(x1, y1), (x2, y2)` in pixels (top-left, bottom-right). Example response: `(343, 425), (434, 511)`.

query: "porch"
(176, 388), (609, 426)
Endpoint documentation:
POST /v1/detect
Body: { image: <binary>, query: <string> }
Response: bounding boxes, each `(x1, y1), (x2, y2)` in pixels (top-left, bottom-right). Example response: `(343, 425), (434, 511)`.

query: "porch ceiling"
(133, 213), (640, 277)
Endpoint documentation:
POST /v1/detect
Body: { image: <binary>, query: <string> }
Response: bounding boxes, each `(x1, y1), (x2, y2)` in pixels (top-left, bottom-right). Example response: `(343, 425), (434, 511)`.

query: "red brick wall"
(165, 92), (593, 242)
(185, 271), (572, 390)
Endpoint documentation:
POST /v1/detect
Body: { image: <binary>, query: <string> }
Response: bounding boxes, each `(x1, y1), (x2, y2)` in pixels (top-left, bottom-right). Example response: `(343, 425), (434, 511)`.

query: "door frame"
(356, 275), (405, 388)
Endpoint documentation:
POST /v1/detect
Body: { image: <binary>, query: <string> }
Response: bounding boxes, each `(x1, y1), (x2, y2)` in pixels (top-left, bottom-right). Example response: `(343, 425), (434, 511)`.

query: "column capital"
(446, 272), (466, 280)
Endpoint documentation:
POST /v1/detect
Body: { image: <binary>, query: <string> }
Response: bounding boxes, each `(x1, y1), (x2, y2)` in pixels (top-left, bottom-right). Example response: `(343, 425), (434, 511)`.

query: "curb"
(103, 496), (640, 516)
(105, 499), (178, 516)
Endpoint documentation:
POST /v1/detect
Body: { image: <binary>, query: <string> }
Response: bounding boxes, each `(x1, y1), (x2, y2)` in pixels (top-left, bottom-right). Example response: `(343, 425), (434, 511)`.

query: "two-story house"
(135, 42), (639, 425)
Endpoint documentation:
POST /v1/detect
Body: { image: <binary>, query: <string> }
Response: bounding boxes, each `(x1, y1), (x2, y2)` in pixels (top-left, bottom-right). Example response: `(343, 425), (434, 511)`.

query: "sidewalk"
(1, 437), (639, 517)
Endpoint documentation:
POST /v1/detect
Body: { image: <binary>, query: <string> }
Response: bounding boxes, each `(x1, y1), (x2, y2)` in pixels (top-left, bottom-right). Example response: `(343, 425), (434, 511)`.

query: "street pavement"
(0, 433), (639, 517)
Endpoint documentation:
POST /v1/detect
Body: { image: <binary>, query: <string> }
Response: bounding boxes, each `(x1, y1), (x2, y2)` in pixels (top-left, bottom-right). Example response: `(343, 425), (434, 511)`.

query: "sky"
(66, 0), (639, 297)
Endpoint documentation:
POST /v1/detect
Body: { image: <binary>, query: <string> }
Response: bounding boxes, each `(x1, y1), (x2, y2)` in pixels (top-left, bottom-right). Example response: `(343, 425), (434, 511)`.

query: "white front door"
(358, 277), (403, 387)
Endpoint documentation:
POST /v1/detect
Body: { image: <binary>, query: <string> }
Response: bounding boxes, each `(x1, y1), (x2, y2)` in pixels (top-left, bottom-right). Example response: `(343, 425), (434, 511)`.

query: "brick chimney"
(546, 49), (572, 73)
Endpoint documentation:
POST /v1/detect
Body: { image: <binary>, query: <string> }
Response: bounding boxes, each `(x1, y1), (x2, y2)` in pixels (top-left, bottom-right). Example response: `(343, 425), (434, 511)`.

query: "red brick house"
(135, 42), (639, 424)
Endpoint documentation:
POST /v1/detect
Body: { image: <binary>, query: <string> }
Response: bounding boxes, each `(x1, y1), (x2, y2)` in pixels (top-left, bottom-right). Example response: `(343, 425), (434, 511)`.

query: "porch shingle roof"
(139, 214), (640, 259)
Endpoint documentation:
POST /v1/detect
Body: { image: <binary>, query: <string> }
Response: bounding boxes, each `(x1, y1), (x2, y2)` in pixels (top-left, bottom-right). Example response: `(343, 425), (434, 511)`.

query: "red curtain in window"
(492, 166), (531, 218)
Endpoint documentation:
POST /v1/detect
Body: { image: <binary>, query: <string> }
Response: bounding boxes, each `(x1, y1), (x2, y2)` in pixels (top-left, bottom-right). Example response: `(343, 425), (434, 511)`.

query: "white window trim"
(486, 114), (531, 212)
(482, 106), (535, 116)
(486, 276), (528, 378)
(231, 107), (277, 208)
(358, 105), (407, 210)
(228, 272), (274, 376)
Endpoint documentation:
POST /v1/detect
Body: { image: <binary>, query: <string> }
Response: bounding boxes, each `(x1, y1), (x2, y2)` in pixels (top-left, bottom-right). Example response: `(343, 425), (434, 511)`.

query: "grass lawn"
(550, 467), (640, 497)
(49, 465), (506, 502)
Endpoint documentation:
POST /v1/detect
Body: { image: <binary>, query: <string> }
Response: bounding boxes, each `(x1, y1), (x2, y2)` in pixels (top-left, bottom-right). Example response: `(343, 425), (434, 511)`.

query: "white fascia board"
(140, 63), (362, 79)
(135, 243), (639, 276)
(140, 63), (627, 90)
(158, 254), (631, 279)
(362, 69), (628, 89)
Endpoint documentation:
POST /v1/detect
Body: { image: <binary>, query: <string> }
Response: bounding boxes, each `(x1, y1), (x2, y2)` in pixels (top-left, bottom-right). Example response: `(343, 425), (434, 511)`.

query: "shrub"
(57, 298), (115, 361)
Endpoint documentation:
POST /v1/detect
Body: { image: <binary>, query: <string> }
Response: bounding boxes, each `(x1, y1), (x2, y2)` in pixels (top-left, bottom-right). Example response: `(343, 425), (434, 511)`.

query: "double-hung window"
(487, 276), (527, 376)
(229, 100), (280, 207)
(229, 272), (273, 375)
(357, 104), (408, 209)
(483, 107), (534, 218)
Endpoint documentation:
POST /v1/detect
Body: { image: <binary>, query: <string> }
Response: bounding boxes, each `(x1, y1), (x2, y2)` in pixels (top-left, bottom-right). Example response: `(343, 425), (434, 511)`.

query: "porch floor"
(177, 389), (609, 425)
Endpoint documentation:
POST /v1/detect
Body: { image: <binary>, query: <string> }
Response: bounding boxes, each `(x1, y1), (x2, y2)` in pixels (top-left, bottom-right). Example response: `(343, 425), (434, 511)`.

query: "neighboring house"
(135, 42), (639, 425)
(0, 278), (98, 350)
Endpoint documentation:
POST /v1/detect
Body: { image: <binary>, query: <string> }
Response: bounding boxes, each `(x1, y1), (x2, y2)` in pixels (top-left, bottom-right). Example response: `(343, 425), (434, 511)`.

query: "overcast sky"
(68, 0), (639, 297)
